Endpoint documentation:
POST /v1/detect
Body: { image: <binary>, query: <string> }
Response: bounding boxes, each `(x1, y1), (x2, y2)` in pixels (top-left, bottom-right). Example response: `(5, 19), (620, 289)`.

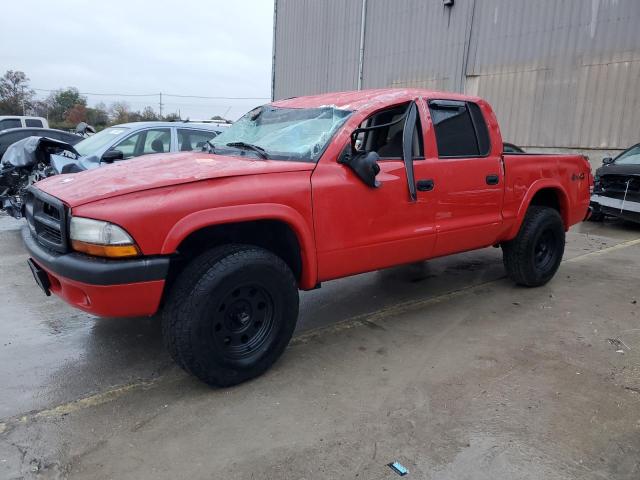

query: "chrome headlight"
(69, 217), (140, 258)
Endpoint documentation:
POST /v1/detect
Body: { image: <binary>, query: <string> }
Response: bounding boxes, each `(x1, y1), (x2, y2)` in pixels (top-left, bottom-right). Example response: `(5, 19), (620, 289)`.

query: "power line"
(32, 88), (269, 100)
(33, 88), (155, 97)
(161, 93), (269, 100)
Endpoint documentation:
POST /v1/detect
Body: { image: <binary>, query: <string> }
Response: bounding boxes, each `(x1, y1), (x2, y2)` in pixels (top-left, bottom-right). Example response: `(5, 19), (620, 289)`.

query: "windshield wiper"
(225, 142), (269, 159)
(205, 140), (216, 153)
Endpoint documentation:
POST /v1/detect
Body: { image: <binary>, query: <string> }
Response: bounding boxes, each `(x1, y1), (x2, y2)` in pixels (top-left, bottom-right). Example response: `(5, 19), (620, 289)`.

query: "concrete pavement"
(0, 216), (639, 479)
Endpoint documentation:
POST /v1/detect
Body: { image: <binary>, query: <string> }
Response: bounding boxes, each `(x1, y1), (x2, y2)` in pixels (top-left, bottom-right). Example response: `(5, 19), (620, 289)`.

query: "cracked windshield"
(211, 106), (351, 161)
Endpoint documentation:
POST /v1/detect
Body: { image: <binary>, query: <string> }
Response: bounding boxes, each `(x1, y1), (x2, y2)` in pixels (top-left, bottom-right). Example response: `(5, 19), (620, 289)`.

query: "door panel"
(425, 99), (504, 256)
(312, 101), (437, 282)
(428, 157), (503, 256)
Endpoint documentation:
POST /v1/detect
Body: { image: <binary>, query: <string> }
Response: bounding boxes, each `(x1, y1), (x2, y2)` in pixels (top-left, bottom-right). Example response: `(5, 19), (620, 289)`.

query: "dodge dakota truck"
(21, 89), (592, 386)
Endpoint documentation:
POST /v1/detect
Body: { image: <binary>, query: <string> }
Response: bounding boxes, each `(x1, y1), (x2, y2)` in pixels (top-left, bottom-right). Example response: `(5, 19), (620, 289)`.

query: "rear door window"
(142, 129), (171, 154)
(427, 100), (489, 157)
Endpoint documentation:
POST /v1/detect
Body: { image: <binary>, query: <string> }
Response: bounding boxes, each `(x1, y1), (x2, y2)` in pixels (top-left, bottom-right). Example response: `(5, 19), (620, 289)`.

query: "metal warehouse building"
(271, 0), (640, 161)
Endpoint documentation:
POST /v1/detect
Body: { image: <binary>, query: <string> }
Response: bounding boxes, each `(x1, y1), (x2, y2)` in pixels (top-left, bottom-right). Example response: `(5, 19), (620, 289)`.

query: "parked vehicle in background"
(590, 143), (640, 223)
(21, 89), (592, 387)
(503, 142), (525, 153)
(50, 121), (225, 173)
(0, 116), (49, 130)
(0, 129), (83, 217)
(1, 136), (80, 217)
(184, 119), (232, 129)
(0, 122), (224, 217)
(0, 128), (82, 160)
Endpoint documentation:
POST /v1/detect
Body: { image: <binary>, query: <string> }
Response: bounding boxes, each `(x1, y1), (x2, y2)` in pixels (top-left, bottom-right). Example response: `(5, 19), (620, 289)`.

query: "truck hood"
(595, 163), (640, 177)
(34, 151), (315, 207)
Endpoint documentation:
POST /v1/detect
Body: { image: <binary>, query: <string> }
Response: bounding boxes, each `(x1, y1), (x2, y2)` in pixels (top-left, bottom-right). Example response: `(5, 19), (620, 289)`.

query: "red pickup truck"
(22, 89), (592, 386)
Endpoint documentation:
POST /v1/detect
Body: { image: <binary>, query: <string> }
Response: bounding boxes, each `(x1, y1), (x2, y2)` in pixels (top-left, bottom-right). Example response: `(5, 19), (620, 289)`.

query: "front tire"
(502, 206), (565, 287)
(162, 244), (299, 387)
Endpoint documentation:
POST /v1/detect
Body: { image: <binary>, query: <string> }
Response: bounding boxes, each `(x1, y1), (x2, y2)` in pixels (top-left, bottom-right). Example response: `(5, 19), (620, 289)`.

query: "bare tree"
(110, 101), (131, 124)
(140, 106), (159, 121)
(0, 70), (35, 115)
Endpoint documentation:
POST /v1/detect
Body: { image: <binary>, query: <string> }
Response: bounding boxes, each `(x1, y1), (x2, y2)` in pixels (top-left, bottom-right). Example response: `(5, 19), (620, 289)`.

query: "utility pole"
(159, 92), (163, 118)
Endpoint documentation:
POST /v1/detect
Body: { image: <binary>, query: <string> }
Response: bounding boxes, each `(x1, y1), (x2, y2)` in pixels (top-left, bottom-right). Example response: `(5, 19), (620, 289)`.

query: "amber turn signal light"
(71, 240), (140, 258)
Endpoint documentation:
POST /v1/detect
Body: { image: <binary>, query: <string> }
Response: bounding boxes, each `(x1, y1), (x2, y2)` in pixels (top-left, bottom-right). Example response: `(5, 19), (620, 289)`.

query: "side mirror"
(339, 150), (381, 188)
(101, 149), (124, 163)
(602, 157), (614, 165)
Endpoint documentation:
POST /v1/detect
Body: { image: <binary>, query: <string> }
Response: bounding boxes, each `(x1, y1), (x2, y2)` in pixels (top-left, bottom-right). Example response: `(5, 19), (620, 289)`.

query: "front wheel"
(502, 206), (565, 287)
(162, 244), (299, 387)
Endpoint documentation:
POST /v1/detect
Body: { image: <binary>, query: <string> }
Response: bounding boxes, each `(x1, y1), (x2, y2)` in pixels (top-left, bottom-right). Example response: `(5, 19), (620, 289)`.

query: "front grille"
(599, 175), (640, 203)
(40, 224), (63, 244)
(24, 187), (68, 253)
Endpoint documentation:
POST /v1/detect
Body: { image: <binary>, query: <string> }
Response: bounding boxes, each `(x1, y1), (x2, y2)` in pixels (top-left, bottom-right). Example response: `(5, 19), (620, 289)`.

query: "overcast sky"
(1, 0), (274, 120)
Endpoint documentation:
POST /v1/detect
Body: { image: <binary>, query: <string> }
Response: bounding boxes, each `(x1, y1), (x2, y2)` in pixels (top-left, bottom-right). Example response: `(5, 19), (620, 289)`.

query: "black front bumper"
(22, 226), (170, 285)
(590, 196), (640, 224)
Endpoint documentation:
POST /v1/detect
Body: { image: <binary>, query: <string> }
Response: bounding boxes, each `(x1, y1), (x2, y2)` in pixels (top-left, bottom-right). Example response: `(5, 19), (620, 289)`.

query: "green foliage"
(46, 87), (87, 128)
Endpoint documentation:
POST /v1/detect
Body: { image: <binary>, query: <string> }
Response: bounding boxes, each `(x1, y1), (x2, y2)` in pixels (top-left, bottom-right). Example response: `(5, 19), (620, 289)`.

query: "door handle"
(416, 179), (434, 192)
(486, 174), (499, 185)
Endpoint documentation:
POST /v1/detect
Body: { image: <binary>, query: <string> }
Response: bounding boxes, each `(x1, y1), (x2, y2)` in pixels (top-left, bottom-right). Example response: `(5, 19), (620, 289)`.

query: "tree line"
(0, 70), (225, 130)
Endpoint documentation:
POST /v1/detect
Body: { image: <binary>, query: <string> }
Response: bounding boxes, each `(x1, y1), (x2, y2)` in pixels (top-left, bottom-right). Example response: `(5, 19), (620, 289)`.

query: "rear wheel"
(162, 244), (299, 387)
(502, 206), (565, 287)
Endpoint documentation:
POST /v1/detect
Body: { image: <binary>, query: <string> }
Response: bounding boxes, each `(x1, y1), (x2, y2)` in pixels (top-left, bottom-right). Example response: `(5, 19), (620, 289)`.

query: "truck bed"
(500, 153), (592, 238)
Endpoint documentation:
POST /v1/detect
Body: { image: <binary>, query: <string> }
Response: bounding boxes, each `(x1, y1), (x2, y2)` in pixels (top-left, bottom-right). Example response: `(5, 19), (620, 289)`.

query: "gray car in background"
(52, 121), (226, 173)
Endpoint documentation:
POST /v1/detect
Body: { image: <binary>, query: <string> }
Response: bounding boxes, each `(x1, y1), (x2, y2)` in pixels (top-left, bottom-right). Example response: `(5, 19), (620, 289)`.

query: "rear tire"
(162, 244), (299, 387)
(502, 206), (565, 287)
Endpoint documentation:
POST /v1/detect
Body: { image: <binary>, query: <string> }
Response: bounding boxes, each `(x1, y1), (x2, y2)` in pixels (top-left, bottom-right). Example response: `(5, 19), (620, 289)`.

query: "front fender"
(161, 203), (318, 290)
(506, 179), (570, 239)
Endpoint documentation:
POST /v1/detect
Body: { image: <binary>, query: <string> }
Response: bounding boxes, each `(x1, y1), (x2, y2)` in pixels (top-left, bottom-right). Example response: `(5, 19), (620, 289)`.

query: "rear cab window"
(25, 119), (43, 128)
(427, 100), (490, 157)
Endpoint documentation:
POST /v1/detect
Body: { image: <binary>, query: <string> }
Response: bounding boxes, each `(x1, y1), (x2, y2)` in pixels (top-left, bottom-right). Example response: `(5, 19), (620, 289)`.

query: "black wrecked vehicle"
(0, 136), (80, 218)
(590, 144), (640, 223)
(0, 127), (82, 161)
(503, 142), (525, 154)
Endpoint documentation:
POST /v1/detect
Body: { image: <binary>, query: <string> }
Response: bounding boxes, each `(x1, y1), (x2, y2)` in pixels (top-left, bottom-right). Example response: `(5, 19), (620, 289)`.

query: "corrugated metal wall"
(272, 0), (362, 98)
(273, 0), (640, 151)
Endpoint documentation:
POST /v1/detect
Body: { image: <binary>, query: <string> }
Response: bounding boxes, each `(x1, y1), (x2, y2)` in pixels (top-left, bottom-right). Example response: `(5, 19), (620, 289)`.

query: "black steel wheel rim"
(534, 229), (557, 271)
(210, 283), (275, 360)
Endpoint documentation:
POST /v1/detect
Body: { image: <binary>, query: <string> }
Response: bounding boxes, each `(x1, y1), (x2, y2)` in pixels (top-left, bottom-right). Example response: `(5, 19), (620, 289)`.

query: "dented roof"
(272, 88), (480, 111)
